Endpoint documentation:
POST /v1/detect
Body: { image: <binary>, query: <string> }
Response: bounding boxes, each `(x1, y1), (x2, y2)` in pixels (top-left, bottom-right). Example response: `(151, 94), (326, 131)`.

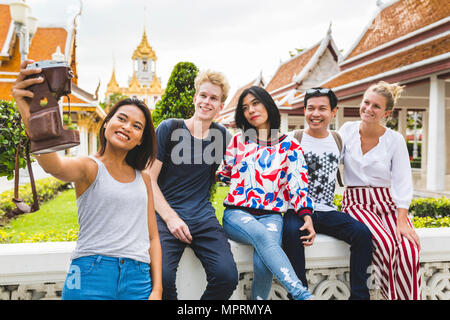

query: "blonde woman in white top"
(339, 81), (421, 300)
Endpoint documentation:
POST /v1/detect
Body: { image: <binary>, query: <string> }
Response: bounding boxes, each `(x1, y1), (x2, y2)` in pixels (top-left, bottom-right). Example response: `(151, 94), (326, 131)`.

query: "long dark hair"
(98, 98), (157, 170)
(234, 86), (280, 138)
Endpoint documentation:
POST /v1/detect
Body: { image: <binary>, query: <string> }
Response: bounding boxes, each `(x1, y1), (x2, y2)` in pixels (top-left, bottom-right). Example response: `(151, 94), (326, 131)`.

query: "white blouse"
(339, 121), (413, 209)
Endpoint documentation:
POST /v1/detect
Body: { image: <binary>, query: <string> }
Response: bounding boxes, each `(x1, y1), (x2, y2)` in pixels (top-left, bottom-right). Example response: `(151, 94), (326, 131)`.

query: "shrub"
(412, 216), (450, 228)
(406, 141), (422, 158)
(333, 194), (343, 211)
(0, 229), (78, 243)
(411, 158), (421, 169)
(409, 197), (450, 218)
(151, 62), (199, 127)
(0, 100), (28, 180)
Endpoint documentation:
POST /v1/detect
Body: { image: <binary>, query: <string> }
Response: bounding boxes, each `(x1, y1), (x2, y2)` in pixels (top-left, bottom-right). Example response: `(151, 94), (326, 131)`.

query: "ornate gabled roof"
(265, 44), (320, 94)
(0, 4), (74, 101)
(343, 0), (450, 62)
(265, 26), (342, 99)
(285, 34), (450, 108)
(267, 27), (342, 107)
(322, 35), (450, 91)
(0, 2), (104, 124)
(132, 30), (156, 61)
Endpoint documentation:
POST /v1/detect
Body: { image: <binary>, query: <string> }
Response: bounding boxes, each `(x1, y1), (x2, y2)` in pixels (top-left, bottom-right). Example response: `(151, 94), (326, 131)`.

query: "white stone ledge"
(0, 242), (75, 285)
(0, 228), (449, 300)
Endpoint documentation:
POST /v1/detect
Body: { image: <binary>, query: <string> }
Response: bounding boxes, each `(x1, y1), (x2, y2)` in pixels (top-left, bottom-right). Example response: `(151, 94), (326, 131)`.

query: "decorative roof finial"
(52, 46), (65, 62)
(327, 21), (332, 36)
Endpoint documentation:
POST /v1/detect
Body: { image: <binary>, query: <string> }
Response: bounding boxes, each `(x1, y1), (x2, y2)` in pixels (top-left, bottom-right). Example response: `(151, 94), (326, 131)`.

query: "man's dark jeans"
(282, 209), (373, 300)
(157, 214), (238, 300)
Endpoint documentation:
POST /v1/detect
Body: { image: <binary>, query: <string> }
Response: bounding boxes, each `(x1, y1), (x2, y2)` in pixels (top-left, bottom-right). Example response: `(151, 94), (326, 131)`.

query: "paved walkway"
(412, 170), (450, 198)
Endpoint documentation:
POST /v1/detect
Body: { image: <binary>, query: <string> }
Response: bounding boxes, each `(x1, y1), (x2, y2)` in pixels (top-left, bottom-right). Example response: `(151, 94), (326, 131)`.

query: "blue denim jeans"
(223, 208), (312, 300)
(62, 255), (152, 300)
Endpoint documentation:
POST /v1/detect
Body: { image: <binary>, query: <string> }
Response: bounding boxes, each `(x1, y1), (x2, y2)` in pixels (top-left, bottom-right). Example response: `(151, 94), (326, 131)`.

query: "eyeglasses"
(305, 88), (332, 95)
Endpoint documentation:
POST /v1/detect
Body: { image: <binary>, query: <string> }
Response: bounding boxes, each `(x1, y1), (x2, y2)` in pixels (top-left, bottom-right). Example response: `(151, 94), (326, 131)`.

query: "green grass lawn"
(0, 189), (78, 243)
(0, 184), (448, 243)
(0, 186), (230, 243)
(212, 185), (229, 224)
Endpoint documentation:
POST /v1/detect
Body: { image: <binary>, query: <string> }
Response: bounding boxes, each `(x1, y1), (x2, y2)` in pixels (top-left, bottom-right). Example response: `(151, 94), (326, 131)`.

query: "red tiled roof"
(346, 0), (450, 60)
(0, 5), (11, 54)
(265, 44), (319, 93)
(62, 94), (86, 104)
(0, 37), (21, 73)
(0, 82), (13, 101)
(0, 27), (69, 74)
(324, 35), (450, 89)
(29, 28), (68, 61)
(0, 21), (72, 100)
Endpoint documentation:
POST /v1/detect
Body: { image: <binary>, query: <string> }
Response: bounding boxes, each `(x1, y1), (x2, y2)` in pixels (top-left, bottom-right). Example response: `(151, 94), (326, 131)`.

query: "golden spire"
(132, 30), (157, 61)
(129, 70), (141, 90)
(149, 76), (162, 93)
(106, 66), (120, 93)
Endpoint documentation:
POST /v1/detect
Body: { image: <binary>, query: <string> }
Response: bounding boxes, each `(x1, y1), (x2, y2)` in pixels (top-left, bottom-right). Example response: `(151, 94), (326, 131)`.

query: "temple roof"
(265, 44), (320, 94)
(106, 67), (120, 92)
(343, 0), (450, 62)
(265, 28), (342, 107)
(128, 70), (141, 90)
(323, 35), (450, 90)
(0, 2), (103, 121)
(0, 4), (73, 69)
(0, 4), (12, 59)
(132, 30), (156, 61)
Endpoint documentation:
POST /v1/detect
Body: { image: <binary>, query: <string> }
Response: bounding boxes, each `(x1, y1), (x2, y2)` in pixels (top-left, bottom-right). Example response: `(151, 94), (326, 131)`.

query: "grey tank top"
(71, 156), (150, 263)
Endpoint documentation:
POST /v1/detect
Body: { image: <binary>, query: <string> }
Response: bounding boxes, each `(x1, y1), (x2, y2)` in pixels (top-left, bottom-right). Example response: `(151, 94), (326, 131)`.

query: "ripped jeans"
(223, 208), (312, 300)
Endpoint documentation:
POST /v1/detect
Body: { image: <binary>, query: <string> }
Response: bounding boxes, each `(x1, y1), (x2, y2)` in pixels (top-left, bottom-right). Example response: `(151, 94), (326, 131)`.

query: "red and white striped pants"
(342, 186), (422, 300)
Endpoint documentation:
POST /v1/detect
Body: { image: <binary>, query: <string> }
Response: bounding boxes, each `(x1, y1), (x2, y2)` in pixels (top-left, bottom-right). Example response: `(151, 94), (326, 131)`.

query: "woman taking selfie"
(12, 60), (162, 300)
(339, 81), (421, 300)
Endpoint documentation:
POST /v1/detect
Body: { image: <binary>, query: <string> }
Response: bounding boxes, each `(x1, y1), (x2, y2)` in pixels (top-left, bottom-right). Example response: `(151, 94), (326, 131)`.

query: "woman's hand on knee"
(396, 215), (420, 251)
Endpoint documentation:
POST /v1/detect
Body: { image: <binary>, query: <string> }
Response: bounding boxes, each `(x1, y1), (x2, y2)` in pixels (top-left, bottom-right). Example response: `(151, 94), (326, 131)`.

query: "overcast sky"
(27, 0), (380, 103)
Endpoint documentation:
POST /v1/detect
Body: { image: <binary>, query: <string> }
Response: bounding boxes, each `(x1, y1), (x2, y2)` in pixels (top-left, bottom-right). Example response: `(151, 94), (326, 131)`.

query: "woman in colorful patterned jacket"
(217, 86), (315, 300)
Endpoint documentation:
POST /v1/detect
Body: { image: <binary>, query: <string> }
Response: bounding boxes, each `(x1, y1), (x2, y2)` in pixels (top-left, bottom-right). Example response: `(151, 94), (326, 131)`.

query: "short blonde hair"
(366, 81), (404, 111)
(194, 70), (230, 102)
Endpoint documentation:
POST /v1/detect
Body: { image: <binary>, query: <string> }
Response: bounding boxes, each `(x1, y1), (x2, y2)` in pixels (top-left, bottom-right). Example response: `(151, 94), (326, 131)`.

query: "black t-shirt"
(156, 119), (231, 223)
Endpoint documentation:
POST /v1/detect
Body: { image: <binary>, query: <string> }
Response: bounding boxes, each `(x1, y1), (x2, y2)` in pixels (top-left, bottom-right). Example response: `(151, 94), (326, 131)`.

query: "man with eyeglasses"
(282, 87), (374, 300)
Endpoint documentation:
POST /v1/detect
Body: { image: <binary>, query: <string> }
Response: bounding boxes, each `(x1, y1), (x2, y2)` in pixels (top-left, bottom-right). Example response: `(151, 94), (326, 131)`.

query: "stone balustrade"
(0, 228), (449, 300)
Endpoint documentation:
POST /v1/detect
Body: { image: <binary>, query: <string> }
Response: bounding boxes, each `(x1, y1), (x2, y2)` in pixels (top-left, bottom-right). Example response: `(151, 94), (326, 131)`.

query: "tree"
(100, 92), (130, 113)
(152, 62), (199, 126)
(0, 100), (28, 180)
